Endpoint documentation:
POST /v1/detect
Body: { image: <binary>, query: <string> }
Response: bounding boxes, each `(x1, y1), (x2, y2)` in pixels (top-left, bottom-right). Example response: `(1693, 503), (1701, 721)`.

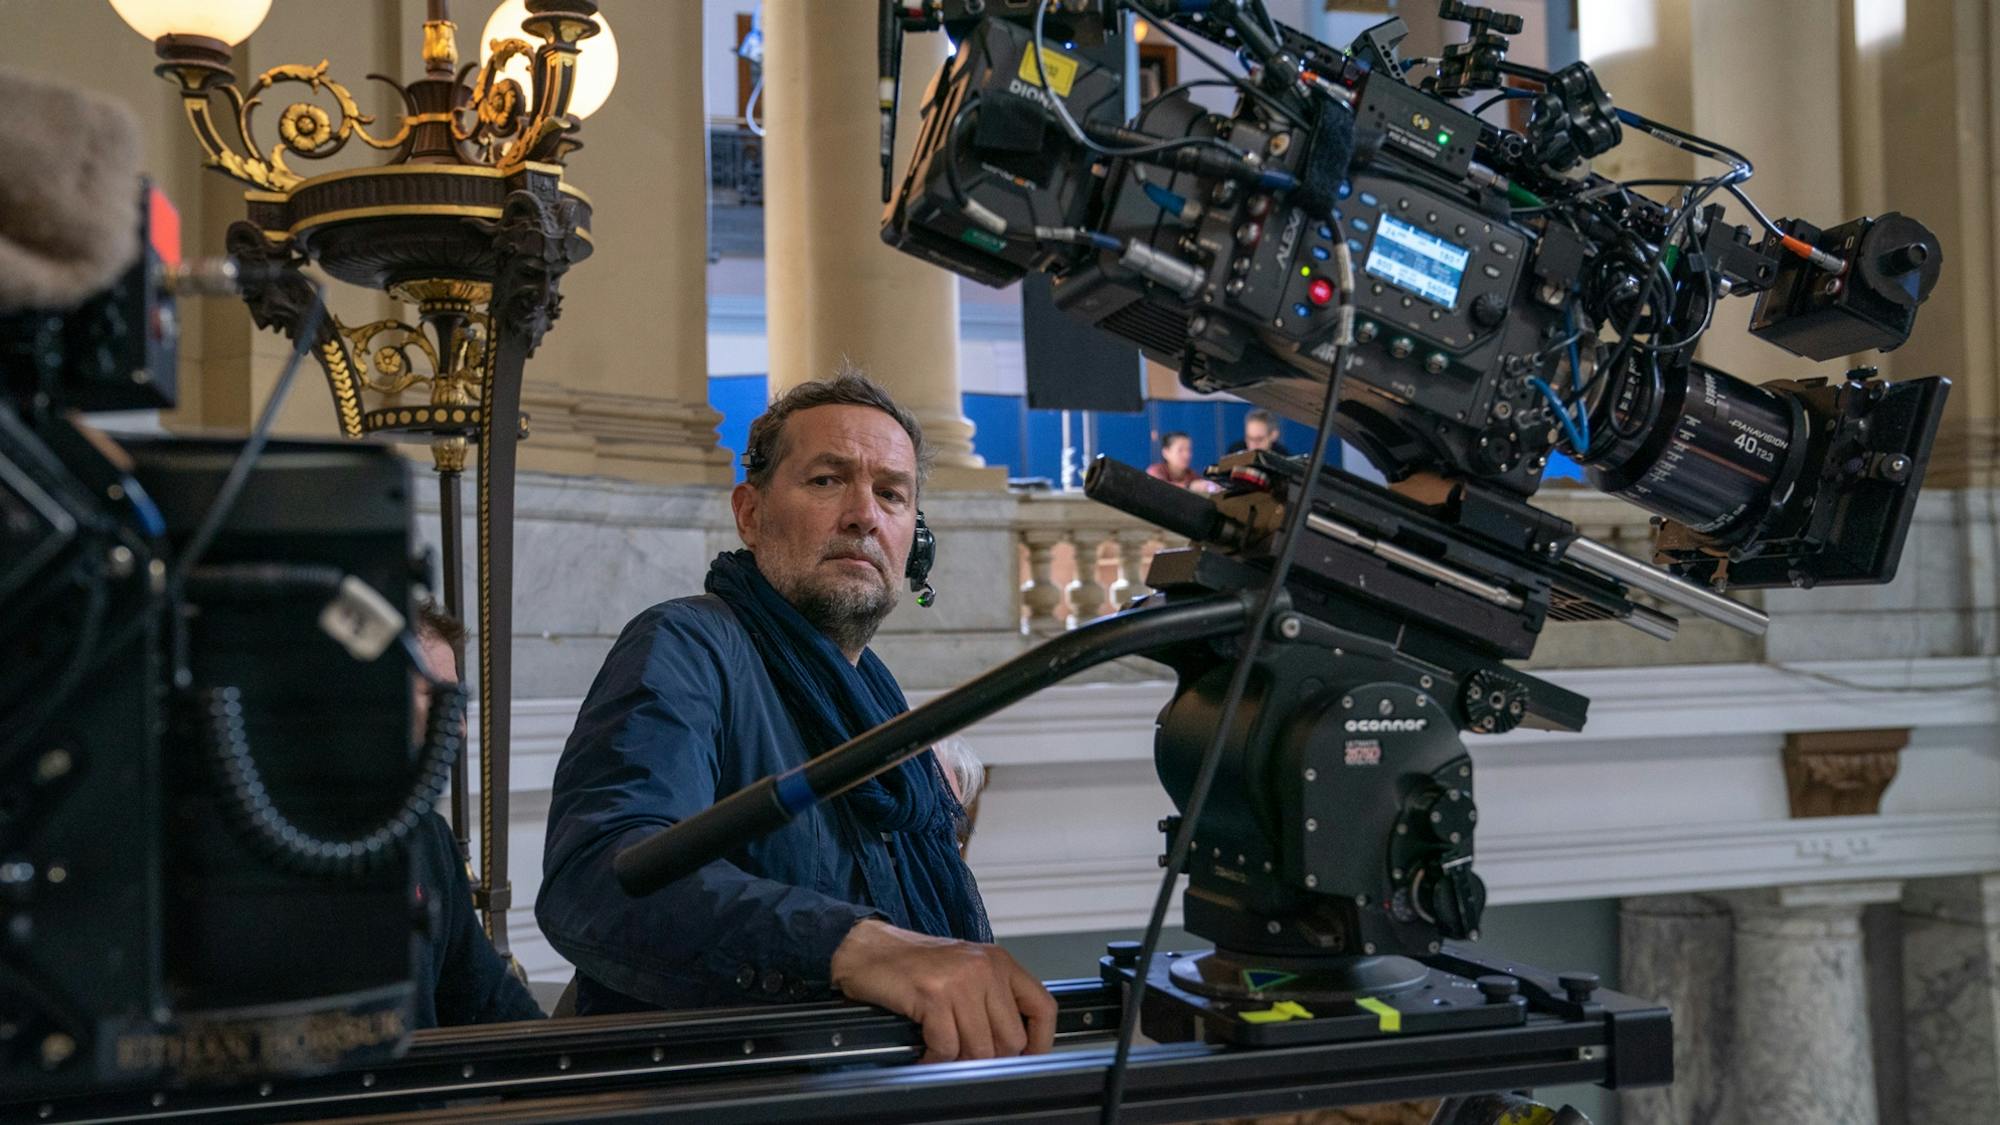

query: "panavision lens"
(1582, 358), (1803, 544)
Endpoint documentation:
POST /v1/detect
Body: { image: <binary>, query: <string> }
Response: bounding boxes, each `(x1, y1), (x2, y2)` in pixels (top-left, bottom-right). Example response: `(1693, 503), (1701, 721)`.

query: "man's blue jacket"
(537, 595), (887, 1015)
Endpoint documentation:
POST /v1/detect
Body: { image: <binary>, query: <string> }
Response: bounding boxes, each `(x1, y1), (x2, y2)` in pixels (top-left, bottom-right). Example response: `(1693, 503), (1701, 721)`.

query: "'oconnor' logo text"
(1344, 717), (1428, 733)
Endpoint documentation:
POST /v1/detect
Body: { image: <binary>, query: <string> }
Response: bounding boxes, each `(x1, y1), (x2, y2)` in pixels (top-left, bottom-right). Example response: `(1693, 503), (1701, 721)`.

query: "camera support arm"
(613, 590), (1262, 898)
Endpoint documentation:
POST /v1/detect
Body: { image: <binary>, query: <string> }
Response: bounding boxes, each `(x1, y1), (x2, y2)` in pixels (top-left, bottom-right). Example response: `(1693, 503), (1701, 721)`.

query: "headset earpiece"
(906, 509), (936, 608)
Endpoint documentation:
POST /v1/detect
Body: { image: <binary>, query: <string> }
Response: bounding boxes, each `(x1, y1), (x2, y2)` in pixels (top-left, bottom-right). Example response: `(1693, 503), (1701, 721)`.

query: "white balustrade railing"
(1012, 492), (1168, 634)
(1006, 485), (1668, 636)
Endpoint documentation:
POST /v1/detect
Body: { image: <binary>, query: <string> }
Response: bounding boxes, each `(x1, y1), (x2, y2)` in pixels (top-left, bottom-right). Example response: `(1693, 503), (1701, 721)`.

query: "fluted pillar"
(512, 0), (731, 486)
(1874, 0), (2000, 487)
(762, 0), (1005, 490)
(1902, 874), (2000, 1122)
(1720, 881), (1901, 1125)
(1581, 0), (2000, 487)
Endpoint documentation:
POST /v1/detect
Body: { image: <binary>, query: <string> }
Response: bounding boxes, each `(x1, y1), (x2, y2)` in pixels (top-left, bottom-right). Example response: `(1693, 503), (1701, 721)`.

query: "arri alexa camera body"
(871, 0), (1948, 1040)
(885, 0), (1946, 589)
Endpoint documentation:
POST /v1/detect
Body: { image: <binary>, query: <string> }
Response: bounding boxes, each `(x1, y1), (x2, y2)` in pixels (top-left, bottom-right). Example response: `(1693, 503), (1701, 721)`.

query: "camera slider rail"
(8, 947), (1667, 1124)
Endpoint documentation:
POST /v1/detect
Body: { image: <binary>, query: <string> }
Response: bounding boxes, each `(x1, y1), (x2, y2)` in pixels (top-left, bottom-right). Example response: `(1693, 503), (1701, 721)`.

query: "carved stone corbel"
(1782, 728), (1910, 817)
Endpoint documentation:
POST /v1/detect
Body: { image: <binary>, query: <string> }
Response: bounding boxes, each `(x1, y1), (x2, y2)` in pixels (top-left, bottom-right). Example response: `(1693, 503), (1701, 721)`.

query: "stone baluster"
(1020, 528), (1068, 636)
(1719, 881), (1901, 1125)
(1110, 529), (1155, 609)
(1902, 874), (2000, 1122)
(1067, 531), (1112, 624)
(1619, 895), (1734, 1125)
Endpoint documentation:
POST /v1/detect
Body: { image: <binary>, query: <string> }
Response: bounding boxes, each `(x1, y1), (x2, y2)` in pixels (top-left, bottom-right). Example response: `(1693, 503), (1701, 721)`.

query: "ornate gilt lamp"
(111, 0), (619, 953)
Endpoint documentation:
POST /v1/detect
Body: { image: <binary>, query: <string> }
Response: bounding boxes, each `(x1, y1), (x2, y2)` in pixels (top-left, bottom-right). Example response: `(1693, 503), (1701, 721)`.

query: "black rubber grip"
(1083, 456), (1222, 541)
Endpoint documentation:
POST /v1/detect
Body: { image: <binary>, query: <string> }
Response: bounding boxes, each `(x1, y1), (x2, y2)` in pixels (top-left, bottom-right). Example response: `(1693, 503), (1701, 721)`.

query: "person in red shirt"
(1146, 431), (1218, 492)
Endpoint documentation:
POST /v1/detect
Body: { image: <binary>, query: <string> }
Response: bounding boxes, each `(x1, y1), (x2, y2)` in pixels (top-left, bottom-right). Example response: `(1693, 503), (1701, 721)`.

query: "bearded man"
(537, 370), (1055, 1064)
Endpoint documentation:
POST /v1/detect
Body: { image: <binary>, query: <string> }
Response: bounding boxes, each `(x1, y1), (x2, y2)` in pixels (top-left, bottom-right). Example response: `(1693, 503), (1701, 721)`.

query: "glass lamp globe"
(480, 0), (620, 120)
(109, 0), (272, 44)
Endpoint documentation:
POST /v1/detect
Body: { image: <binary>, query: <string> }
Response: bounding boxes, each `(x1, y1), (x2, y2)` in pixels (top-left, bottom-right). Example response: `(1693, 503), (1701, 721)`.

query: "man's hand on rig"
(831, 919), (1059, 1063)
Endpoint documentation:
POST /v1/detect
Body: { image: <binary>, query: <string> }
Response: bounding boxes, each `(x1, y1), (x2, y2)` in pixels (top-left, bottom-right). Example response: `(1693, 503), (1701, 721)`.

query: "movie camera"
(883, 0), (1948, 589)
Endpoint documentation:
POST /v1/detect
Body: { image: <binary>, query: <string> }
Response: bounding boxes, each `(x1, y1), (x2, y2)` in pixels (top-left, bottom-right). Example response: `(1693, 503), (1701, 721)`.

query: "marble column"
(1581, 0), (1843, 391)
(1902, 874), (2000, 1122)
(1618, 895), (1734, 1125)
(1876, 0), (2000, 488)
(1580, 0), (2000, 487)
(1720, 881), (1902, 1125)
(510, 0), (732, 486)
(761, 0), (1006, 490)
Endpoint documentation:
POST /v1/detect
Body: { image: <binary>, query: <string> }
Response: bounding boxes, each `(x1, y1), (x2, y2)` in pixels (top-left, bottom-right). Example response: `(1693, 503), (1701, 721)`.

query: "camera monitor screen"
(1364, 215), (1471, 309)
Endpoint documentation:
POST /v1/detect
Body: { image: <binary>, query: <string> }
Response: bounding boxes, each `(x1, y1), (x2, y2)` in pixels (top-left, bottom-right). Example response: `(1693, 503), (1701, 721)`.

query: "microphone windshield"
(0, 67), (143, 313)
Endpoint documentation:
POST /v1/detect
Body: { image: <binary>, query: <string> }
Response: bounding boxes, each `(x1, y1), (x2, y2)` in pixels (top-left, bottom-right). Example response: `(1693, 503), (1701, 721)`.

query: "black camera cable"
(1567, 107), (1838, 441)
(1124, 1), (1310, 130)
(1030, 3), (1287, 160)
(1099, 241), (1356, 1125)
(1568, 173), (1733, 448)
(200, 657), (463, 880)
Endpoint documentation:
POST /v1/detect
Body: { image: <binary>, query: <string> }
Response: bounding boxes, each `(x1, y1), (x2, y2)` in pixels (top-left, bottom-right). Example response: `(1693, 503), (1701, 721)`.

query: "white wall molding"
(963, 812), (2000, 936)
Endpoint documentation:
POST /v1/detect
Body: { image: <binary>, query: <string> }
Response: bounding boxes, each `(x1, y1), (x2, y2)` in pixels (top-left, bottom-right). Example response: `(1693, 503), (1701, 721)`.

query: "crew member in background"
(537, 370), (1055, 1065)
(410, 603), (547, 1028)
(1227, 408), (1292, 457)
(931, 735), (985, 852)
(1147, 431), (1219, 492)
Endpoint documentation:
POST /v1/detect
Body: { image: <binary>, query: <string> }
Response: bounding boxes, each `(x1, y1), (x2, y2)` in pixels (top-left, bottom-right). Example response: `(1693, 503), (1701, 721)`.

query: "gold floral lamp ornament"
(112, 0), (619, 952)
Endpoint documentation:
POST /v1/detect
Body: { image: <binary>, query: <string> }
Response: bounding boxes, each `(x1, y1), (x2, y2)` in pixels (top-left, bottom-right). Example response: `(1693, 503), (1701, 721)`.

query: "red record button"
(1307, 276), (1335, 306)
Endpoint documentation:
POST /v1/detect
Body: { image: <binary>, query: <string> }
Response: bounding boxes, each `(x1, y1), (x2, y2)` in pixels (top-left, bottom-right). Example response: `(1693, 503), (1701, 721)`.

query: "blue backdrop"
(710, 374), (1321, 484)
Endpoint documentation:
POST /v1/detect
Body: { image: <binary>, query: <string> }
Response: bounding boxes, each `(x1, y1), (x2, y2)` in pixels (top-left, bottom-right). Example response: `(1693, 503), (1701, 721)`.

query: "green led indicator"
(1299, 266), (1312, 277)
(1437, 130), (1452, 145)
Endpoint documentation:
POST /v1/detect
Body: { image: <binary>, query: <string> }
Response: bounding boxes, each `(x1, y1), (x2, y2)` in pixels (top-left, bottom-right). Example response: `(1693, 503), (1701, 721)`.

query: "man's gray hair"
(742, 364), (933, 493)
(933, 736), (986, 809)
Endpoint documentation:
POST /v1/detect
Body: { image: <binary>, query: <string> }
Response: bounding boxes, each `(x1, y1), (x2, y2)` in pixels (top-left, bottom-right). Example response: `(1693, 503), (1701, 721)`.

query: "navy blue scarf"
(705, 550), (991, 943)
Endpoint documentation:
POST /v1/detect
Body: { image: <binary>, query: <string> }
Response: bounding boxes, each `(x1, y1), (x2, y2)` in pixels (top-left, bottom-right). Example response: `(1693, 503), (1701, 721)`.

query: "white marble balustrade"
(1012, 491), (1168, 634)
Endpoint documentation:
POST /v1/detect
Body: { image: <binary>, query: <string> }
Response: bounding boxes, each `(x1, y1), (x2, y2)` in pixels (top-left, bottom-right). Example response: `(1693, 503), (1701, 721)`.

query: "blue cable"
(120, 475), (166, 538)
(1142, 182), (1188, 216)
(1563, 303), (1589, 451)
(1530, 376), (1589, 455)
